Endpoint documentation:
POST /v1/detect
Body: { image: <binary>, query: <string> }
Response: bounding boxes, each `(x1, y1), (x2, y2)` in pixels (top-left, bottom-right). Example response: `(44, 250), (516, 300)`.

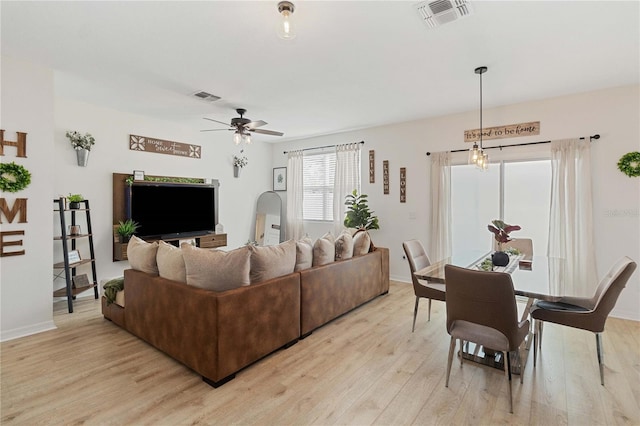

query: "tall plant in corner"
(344, 189), (379, 230)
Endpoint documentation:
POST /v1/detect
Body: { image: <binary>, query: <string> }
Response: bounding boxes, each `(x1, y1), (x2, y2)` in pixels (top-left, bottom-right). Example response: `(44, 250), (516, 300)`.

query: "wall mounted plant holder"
(76, 149), (89, 167)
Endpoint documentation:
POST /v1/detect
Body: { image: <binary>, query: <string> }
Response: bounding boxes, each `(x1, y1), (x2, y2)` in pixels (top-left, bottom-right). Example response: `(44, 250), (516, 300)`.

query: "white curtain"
(430, 151), (452, 262)
(286, 150), (304, 241)
(333, 143), (361, 234)
(548, 138), (598, 296)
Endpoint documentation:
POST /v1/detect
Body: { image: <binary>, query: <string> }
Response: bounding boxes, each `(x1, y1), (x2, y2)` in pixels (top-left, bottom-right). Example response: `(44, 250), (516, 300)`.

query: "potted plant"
(116, 219), (139, 243)
(487, 219), (521, 266)
(67, 193), (84, 209)
(232, 152), (248, 178)
(344, 189), (379, 231)
(65, 131), (96, 167)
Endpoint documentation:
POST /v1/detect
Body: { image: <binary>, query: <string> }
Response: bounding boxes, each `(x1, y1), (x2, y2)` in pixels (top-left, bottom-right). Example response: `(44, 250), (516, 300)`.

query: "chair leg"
(505, 351), (513, 414)
(460, 339), (464, 367)
(517, 349), (523, 384)
(427, 298), (432, 322)
(446, 337), (456, 387)
(533, 320), (540, 367)
(596, 332), (605, 386)
(412, 297), (420, 332)
(538, 321), (544, 350)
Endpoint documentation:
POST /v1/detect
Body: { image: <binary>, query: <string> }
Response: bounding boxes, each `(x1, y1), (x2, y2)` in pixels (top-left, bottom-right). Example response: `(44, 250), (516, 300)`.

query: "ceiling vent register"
(415, 0), (473, 29)
(192, 91), (221, 102)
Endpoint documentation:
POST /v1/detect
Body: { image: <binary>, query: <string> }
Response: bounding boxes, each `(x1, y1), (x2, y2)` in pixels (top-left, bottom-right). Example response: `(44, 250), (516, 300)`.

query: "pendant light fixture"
(469, 66), (489, 171)
(277, 1), (296, 40)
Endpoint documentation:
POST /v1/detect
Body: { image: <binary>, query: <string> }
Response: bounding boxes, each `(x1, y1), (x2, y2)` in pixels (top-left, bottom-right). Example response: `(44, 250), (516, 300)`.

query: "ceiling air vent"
(415, 0), (473, 29)
(192, 91), (221, 102)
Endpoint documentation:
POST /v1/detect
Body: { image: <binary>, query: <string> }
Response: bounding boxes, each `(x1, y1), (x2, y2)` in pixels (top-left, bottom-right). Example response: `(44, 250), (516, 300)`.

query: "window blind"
(303, 152), (336, 221)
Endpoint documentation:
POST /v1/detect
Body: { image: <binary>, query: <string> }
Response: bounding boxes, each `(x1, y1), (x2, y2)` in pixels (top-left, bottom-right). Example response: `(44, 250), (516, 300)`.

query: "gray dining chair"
(531, 256), (636, 385)
(402, 240), (445, 331)
(444, 264), (529, 413)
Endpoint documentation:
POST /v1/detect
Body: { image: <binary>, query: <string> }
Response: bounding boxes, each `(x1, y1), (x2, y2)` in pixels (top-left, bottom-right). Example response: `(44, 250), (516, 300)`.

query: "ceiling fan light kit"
(277, 1), (296, 40)
(202, 108), (283, 145)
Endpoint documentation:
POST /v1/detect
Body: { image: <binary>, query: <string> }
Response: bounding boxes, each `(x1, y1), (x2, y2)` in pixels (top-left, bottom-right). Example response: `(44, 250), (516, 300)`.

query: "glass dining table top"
(413, 250), (571, 301)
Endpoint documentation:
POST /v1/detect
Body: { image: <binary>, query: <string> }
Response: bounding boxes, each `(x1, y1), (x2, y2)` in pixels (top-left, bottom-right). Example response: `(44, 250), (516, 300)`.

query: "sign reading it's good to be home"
(129, 134), (201, 159)
(464, 121), (540, 143)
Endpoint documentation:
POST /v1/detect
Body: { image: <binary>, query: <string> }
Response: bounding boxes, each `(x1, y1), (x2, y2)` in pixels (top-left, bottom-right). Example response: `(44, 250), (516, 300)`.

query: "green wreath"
(0, 162), (32, 192)
(617, 152), (640, 177)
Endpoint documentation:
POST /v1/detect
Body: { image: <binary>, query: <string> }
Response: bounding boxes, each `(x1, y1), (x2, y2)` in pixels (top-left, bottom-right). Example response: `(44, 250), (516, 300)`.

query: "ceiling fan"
(201, 108), (284, 144)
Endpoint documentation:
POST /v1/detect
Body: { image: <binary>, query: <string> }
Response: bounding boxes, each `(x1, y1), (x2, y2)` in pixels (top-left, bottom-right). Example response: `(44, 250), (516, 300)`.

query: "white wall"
(1, 56), (56, 340)
(273, 85), (640, 320)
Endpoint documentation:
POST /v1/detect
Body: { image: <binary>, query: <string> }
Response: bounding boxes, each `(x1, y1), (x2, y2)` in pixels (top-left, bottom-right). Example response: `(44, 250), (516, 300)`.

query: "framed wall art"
(273, 167), (287, 191)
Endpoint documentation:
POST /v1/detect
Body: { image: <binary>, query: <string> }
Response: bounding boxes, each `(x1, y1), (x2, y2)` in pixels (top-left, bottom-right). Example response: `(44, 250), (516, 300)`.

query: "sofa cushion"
(335, 232), (354, 260)
(249, 240), (296, 283)
(353, 230), (371, 256)
(182, 244), (251, 292)
(295, 237), (313, 271)
(127, 235), (159, 275)
(157, 241), (186, 283)
(313, 232), (335, 266)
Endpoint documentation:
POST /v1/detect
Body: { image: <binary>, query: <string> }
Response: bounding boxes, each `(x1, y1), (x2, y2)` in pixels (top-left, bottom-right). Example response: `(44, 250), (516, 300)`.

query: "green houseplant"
(67, 193), (84, 209)
(344, 189), (379, 230)
(116, 219), (139, 243)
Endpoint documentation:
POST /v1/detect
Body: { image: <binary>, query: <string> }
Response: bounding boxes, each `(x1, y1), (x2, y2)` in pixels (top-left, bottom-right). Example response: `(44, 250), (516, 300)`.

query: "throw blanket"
(103, 277), (124, 305)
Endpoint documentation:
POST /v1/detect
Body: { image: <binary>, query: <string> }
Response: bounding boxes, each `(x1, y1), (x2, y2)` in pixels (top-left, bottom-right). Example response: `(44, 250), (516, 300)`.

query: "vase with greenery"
(116, 219), (139, 243)
(344, 189), (379, 230)
(233, 152), (248, 178)
(66, 131), (95, 166)
(487, 219), (521, 266)
(67, 193), (84, 209)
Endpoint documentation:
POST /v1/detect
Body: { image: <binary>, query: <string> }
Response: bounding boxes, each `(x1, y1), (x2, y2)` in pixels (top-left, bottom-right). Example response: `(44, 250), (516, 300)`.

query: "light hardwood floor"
(2, 281), (639, 425)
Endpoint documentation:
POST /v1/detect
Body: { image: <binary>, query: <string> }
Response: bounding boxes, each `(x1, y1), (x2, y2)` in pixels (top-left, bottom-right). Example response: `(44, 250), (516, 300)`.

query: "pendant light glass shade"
(277, 1), (296, 40)
(470, 66), (488, 170)
(233, 131), (242, 145)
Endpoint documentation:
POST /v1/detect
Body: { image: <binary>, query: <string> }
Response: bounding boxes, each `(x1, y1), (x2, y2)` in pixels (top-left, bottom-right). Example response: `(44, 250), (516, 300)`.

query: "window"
(303, 152), (336, 221)
(451, 159), (551, 255)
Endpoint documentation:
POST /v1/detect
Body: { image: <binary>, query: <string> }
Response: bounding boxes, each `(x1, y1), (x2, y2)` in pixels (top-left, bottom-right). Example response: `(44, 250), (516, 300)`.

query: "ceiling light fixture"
(277, 1), (296, 40)
(469, 66), (489, 171)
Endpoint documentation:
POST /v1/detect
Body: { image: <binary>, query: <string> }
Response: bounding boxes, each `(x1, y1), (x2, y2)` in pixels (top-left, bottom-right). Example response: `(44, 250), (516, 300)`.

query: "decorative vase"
(491, 251), (510, 267)
(233, 166), (240, 178)
(76, 149), (89, 167)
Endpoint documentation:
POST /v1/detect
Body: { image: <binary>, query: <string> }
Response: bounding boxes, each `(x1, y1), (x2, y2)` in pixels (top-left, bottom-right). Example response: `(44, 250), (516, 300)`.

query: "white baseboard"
(1, 320), (56, 342)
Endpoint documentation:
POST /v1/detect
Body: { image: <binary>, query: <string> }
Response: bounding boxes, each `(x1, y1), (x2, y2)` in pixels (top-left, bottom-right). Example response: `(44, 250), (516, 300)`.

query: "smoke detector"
(192, 90), (221, 102)
(414, 0), (473, 29)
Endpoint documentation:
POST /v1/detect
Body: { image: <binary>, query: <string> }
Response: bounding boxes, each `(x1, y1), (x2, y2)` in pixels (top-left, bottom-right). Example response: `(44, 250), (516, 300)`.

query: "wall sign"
(383, 160), (389, 194)
(0, 130), (29, 257)
(464, 121), (540, 143)
(369, 150), (375, 183)
(400, 167), (407, 203)
(129, 134), (201, 159)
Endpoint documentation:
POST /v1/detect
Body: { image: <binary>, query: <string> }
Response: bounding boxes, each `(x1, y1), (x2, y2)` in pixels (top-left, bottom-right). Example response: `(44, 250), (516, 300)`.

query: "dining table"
(413, 250), (569, 374)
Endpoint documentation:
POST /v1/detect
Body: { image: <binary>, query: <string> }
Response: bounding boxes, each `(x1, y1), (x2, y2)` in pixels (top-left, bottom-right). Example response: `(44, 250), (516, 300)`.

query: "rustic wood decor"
(0, 129), (27, 158)
(383, 160), (389, 195)
(73, 274), (91, 289)
(0, 130), (29, 257)
(400, 167), (407, 203)
(369, 150), (375, 183)
(464, 121), (540, 143)
(129, 135), (201, 159)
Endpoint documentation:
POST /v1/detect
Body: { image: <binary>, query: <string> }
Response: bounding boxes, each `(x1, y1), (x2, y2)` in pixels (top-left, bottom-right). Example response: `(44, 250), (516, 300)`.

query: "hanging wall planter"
(66, 131), (95, 167)
(233, 165), (241, 178)
(76, 148), (90, 167)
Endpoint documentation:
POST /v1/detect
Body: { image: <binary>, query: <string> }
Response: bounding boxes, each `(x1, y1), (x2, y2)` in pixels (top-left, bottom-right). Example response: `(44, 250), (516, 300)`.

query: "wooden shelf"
(54, 233), (92, 240)
(53, 258), (95, 269)
(53, 283), (97, 297)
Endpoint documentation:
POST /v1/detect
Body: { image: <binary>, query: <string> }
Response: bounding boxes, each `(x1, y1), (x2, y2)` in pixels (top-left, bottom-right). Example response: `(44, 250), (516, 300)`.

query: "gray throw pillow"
(182, 244), (250, 292)
(249, 239), (296, 283)
(127, 235), (159, 275)
(335, 232), (354, 260)
(295, 237), (313, 271)
(156, 241), (186, 283)
(313, 232), (335, 266)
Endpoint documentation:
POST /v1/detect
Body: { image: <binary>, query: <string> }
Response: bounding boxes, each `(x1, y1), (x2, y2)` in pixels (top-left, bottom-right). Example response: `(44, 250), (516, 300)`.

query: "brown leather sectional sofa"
(102, 247), (389, 387)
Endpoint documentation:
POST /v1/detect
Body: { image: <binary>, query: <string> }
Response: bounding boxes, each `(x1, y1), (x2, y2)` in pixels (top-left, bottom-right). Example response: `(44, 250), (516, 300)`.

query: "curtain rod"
(283, 140), (364, 154)
(425, 134), (600, 156)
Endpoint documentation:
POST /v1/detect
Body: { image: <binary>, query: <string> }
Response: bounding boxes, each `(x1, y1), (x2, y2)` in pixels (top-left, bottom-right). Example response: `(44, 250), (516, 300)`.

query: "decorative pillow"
(249, 240), (296, 283)
(127, 235), (159, 275)
(295, 237), (313, 271)
(352, 231), (371, 256)
(156, 241), (186, 283)
(335, 232), (354, 260)
(182, 244), (250, 292)
(313, 232), (335, 266)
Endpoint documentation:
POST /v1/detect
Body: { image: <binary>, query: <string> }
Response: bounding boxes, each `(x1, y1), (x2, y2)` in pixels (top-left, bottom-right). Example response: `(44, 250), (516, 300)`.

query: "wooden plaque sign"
(400, 167), (407, 203)
(129, 135), (201, 159)
(383, 160), (389, 195)
(369, 150), (375, 183)
(464, 121), (540, 143)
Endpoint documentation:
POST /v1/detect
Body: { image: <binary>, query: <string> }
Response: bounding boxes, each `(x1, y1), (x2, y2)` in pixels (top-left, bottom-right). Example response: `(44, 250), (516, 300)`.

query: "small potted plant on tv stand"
(116, 219), (139, 243)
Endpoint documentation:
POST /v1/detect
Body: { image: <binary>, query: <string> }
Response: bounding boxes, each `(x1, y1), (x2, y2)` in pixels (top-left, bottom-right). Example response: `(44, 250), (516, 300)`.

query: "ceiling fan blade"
(203, 117), (232, 127)
(245, 120), (267, 129)
(200, 128), (233, 132)
(251, 128), (284, 136)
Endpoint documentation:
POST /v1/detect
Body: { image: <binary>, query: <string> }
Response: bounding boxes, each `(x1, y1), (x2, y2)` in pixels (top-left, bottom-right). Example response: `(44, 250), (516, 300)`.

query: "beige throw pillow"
(313, 232), (335, 266)
(182, 244), (250, 292)
(127, 235), (159, 275)
(295, 237), (313, 271)
(249, 240), (296, 283)
(335, 232), (354, 260)
(156, 241), (186, 283)
(352, 231), (371, 256)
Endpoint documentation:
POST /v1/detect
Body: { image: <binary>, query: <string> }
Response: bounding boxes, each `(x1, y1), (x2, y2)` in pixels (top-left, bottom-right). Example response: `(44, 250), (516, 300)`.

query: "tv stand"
(113, 232), (226, 261)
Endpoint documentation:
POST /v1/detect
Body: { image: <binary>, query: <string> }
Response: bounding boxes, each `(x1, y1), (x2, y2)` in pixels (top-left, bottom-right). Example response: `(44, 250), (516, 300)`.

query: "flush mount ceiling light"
(469, 66), (489, 171)
(277, 1), (296, 40)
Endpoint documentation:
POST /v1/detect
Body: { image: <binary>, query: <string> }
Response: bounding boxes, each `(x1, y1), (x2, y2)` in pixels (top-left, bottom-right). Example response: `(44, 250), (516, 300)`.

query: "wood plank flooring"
(2, 281), (639, 425)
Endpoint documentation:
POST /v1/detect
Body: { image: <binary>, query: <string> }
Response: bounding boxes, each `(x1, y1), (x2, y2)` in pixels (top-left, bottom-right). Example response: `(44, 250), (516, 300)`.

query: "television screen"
(129, 183), (217, 239)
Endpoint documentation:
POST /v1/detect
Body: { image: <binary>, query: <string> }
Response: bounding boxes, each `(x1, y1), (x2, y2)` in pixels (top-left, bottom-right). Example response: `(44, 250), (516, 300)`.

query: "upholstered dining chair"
(493, 238), (534, 259)
(531, 256), (636, 386)
(402, 240), (446, 331)
(444, 264), (529, 414)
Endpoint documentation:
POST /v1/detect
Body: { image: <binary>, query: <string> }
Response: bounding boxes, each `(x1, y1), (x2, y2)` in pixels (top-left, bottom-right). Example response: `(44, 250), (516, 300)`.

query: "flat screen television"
(127, 181), (219, 239)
